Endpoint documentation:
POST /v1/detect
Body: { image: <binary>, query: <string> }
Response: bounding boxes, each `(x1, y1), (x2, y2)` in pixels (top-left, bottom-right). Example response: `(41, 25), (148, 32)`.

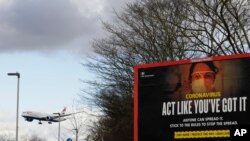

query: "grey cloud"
(0, 0), (132, 54)
(101, 0), (130, 21)
(0, 0), (101, 53)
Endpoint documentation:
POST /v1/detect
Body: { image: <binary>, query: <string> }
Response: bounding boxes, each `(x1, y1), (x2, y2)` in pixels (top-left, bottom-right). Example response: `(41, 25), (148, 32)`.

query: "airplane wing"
(51, 107), (84, 118)
(59, 111), (84, 117)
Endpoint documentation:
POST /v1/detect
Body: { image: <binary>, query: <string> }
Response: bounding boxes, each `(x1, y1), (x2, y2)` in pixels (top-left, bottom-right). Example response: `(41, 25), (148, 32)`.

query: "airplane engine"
(26, 118), (33, 122)
(46, 116), (52, 121)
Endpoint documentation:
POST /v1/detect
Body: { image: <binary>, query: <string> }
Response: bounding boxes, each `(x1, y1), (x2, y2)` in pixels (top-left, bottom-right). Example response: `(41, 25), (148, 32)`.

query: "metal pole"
(7, 72), (20, 141)
(16, 75), (20, 141)
(59, 114), (61, 141)
(76, 129), (78, 141)
(73, 129), (78, 141)
(53, 113), (61, 141)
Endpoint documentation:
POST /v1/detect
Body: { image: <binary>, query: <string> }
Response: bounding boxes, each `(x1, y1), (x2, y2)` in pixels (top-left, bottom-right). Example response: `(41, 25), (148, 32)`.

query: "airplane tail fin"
(61, 107), (66, 115)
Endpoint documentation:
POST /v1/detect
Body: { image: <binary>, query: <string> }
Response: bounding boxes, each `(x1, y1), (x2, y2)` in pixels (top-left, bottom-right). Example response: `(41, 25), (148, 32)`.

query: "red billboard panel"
(134, 54), (250, 141)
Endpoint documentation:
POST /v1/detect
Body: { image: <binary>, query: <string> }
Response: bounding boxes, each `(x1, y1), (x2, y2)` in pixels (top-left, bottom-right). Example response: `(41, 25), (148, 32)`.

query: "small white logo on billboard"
(140, 71), (155, 78)
(140, 72), (145, 77)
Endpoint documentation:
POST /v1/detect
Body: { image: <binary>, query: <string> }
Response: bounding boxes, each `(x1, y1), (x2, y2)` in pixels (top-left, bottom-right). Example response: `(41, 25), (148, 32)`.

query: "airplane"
(21, 107), (80, 124)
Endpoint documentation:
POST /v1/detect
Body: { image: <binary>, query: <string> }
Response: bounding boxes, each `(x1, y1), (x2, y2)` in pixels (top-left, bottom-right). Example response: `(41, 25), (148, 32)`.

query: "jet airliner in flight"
(21, 107), (81, 124)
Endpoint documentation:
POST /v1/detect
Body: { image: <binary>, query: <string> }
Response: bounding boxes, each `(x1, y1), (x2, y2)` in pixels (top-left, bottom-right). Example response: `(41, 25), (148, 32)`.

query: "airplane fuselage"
(22, 111), (66, 123)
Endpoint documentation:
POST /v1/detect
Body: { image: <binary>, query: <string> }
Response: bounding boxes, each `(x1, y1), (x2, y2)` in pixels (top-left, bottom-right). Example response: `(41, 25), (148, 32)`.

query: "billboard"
(134, 54), (250, 141)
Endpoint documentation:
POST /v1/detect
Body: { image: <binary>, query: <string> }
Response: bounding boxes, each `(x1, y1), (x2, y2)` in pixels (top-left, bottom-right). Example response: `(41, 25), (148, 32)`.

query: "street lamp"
(7, 72), (20, 141)
(53, 113), (61, 141)
(72, 128), (78, 141)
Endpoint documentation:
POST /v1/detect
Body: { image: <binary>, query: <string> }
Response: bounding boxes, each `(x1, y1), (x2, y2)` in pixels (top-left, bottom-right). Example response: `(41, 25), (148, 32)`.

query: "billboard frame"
(134, 53), (250, 141)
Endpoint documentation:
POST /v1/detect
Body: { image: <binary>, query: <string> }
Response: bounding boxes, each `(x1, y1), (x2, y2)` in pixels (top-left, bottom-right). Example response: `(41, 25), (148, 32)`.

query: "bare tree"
(82, 0), (192, 141)
(0, 133), (14, 141)
(177, 0), (250, 56)
(62, 106), (94, 141)
(28, 135), (46, 141)
(82, 0), (250, 140)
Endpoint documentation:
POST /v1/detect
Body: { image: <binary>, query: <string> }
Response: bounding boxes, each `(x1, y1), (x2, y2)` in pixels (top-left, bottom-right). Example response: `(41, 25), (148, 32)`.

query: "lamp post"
(53, 113), (61, 141)
(7, 72), (20, 141)
(72, 128), (78, 141)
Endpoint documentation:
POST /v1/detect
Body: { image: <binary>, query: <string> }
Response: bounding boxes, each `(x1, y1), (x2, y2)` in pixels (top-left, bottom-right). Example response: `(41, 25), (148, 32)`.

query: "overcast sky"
(0, 0), (131, 140)
(0, 0), (129, 54)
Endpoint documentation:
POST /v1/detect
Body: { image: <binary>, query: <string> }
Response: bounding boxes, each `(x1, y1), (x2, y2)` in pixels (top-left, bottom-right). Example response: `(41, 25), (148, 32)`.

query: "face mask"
(191, 79), (207, 93)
